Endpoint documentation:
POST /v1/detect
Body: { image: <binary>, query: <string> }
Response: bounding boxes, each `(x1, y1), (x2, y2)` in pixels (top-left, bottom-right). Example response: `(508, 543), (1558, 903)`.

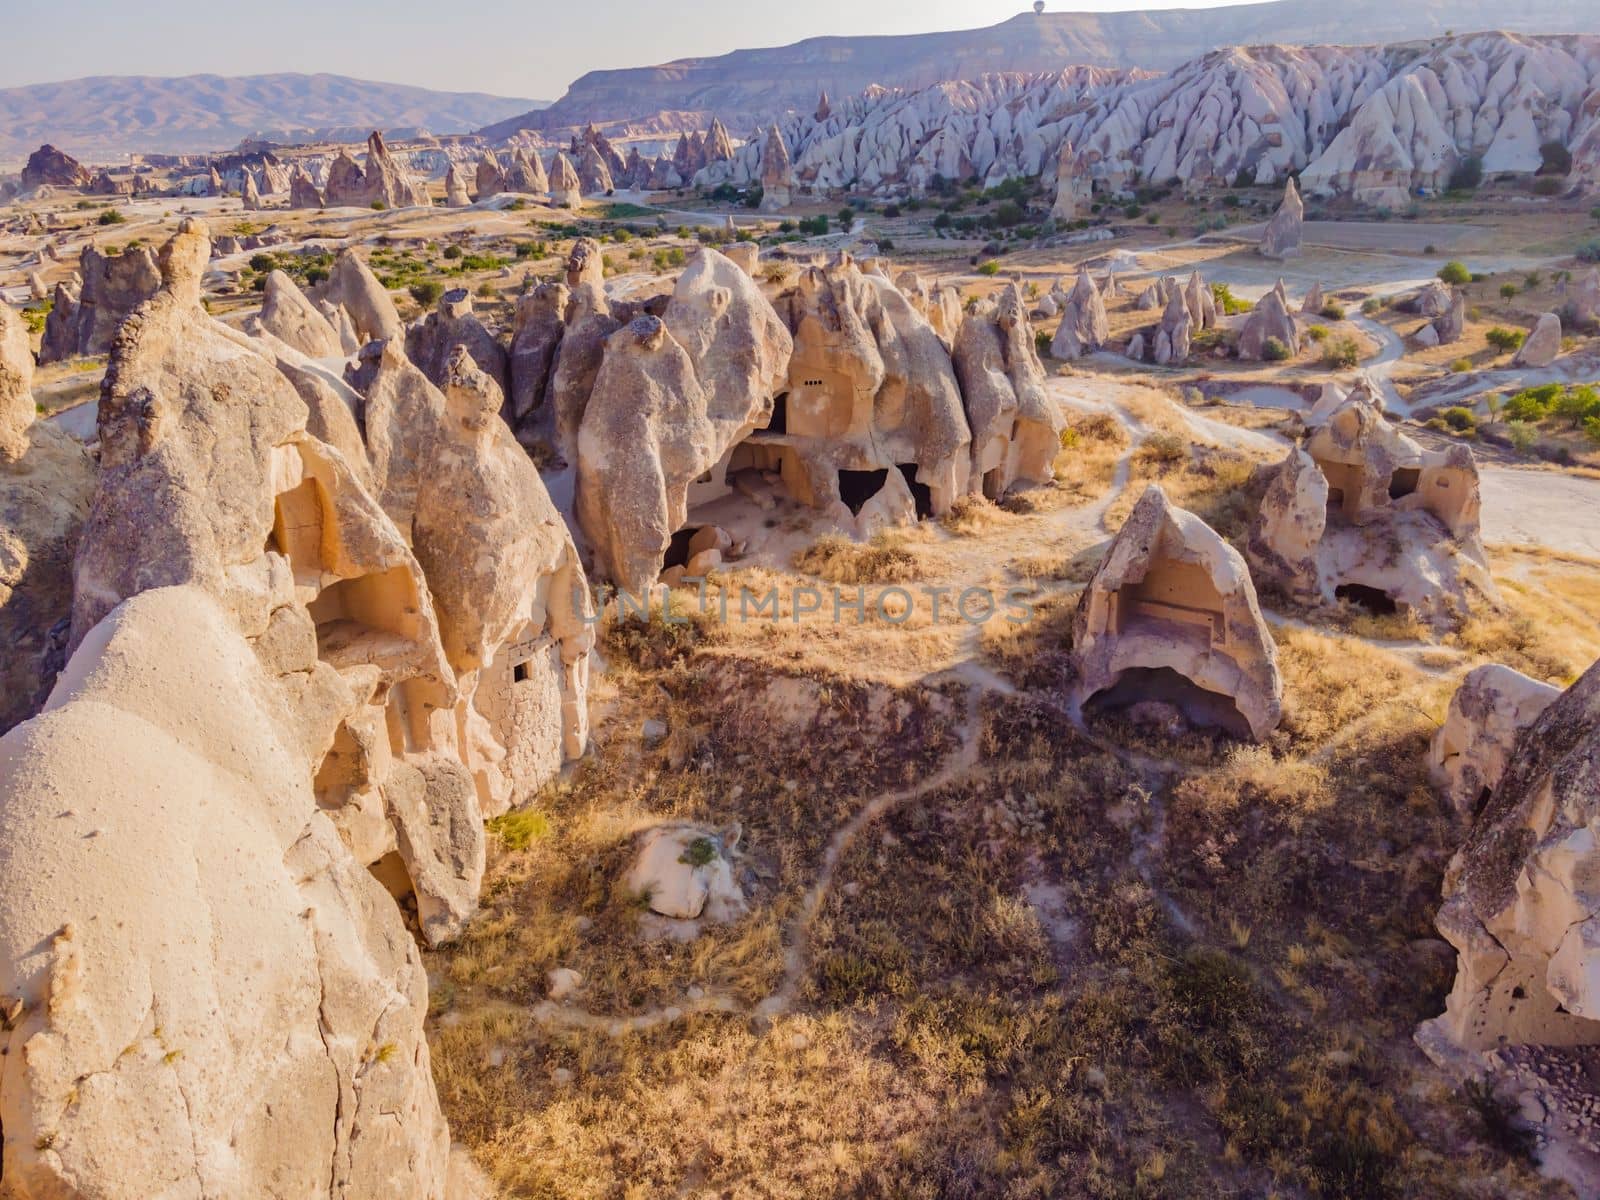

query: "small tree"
(1321, 337), (1360, 369)
(1485, 327), (1525, 354)
(1261, 337), (1292, 362)
(1447, 156), (1483, 192)
(1538, 141), (1573, 177)
(1438, 261), (1472, 286)
(1500, 283), (1518, 300)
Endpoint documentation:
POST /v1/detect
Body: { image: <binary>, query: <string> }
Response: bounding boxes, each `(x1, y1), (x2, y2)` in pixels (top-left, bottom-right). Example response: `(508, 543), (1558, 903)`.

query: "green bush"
(1450, 357), (1473, 373)
(1321, 337), (1361, 369)
(370, 200), (386, 211)
(1539, 141), (1573, 176)
(1506, 421), (1538, 453)
(442, 244), (463, 260)
(1554, 384), (1600, 426)
(1261, 336), (1292, 362)
(408, 280), (443, 306)
(1307, 325), (1330, 342)
(96, 209), (126, 226)
(796, 214), (830, 236)
(1210, 283), (1253, 315)
(1437, 261), (1472, 285)
(1447, 156), (1483, 192)
(1485, 326), (1525, 353)
(1524, 272), (1543, 291)
(976, 260), (1002, 277)
(995, 200), (1026, 227)
(1034, 329), (1051, 357)
(1578, 241), (1600, 264)
(1500, 283), (1518, 299)
(1440, 406), (1478, 432)
(1319, 301), (1346, 321)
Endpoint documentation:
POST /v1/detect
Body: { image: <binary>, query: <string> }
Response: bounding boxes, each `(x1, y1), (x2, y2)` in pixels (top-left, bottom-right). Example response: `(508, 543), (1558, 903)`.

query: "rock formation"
(0, 303), (97, 733)
(1050, 140), (1092, 222)
(1153, 283), (1192, 365)
(254, 269), (345, 358)
(1246, 400), (1497, 626)
(0, 215), (596, 1194)
(765, 253), (972, 535)
(688, 34), (1600, 211)
(625, 824), (746, 922)
(323, 248), (404, 345)
(548, 152), (581, 207)
(1431, 289), (1466, 345)
(38, 243), (163, 363)
(354, 340), (595, 811)
(577, 137), (615, 196)
(953, 284), (1063, 497)
(505, 280), (569, 448)
(1237, 285), (1301, 360)
(1512, 313), (1563, 367)
(575, 316), (719, 594)
(1258, 175), (1303, 257)
(506, 147), (550, 196)
(1571, 269), (1600, 329)
(476, 150), (506, 199)
(323, 131), (426, 209)
(445, 163), (471, 207)
(20, 143), (90, 189)
(1429, 664), (1561, 818)
(241, 169), (264, 211)
(1070, 485), (1283, 741)
(0, 586), (455, 1199)
(406, 288), (509, 402)
(548, 239), (620, 458)
(759, 125), (794, 211)
(288, 162), (323, 208)
(577, 248), (793, 592)
(1420, 657), (1600, 1058)
(1050, 270), (1109, 359)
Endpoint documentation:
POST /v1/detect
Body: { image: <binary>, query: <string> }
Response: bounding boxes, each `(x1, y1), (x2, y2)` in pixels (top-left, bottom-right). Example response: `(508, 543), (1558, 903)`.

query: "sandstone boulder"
(1420, 657), (1600, 1059)
(445, 163), (471, 208)
(1153, 283), (1192, 365)
(0, 585), (454, 1199)
(1431, 290), (1466, 345)
(242, 169), (264, 211)
(405, 288), (509, 400)
(1050, 270), (1109, 359)
(324, 248), (404, 345)
(549, 152), (582, 207)
(38, 243), (162, 363)
(1246, 399), (1497, 626)
(955, 284), (1063, 496)
(256, 269), (345, 358)
(1258, 175), (1304, 258)
(625, 824), (746, 923)
(1430, 664), (1561, 818)
(1070, 484), (1283, 741)
(1237, 285), (1300, 360)
(1511, 313), (1562, 367)
(0, 304), (97, 732)
(760, 125), (794, 211)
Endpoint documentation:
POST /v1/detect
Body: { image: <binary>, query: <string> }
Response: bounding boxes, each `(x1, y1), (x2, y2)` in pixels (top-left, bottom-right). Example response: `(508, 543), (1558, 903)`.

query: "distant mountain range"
(0, 73), (545, 162)
(487, 0), (1600, 138)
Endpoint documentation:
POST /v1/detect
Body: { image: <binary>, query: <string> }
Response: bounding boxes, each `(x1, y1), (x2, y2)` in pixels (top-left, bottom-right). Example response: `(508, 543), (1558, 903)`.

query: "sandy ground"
(1478, 468), (1600, 559)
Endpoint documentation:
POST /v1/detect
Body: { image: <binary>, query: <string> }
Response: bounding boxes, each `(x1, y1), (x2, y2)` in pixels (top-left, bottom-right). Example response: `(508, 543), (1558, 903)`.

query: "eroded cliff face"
(486, 1), (1600, 139)
(690, 33), (1600, 202)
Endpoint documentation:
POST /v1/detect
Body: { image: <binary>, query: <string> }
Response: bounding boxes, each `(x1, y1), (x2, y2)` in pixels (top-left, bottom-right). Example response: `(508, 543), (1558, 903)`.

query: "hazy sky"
(4, 0), (1272, 99)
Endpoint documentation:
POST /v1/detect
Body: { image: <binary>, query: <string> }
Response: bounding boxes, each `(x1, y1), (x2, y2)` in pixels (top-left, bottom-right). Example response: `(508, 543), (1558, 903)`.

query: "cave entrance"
(764, 393), (788, 434)
(1085, 666), (1251, 740)
(1388, 466), (1421, 501)
(663, 527), (702, 571)
(838, 469), (889, 516)
(1335, 583), (1399, 616)
(897, 464), (934, 519)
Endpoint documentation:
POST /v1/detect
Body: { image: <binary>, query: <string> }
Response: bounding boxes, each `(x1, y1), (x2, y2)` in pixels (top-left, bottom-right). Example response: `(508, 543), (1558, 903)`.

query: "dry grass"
(1105, 443), (1262, 543)
(1049, 412), (1129, 507)
(792, 530), (918, 584)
